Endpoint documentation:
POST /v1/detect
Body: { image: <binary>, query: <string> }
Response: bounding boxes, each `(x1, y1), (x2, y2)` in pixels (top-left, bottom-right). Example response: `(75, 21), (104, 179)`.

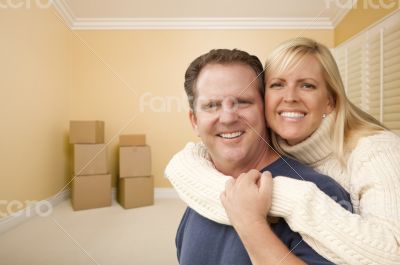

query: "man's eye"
(237, 100), (251, 107)
(203, 102), (220, 111)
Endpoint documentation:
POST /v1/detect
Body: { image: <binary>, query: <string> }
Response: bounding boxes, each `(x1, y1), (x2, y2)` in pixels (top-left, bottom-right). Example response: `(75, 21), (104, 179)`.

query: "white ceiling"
(53, 0), (353, 29)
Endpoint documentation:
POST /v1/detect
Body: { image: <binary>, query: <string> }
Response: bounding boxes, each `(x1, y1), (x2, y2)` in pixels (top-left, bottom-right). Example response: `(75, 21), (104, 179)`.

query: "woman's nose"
(283, 86), (299, 102)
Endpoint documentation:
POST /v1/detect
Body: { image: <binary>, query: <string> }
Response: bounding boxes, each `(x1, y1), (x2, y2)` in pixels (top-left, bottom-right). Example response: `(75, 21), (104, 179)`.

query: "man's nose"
(219, 98), (238, 124)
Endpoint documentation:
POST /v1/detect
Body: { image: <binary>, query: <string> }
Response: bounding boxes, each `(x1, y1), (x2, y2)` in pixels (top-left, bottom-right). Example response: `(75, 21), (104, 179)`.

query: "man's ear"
(189, 110), (199, 136)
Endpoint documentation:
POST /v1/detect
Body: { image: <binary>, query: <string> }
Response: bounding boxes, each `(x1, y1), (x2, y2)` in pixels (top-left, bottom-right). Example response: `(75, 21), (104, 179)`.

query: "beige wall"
(335, 0), (399, 45)
(0, 5), (72, 216)
(2, 1), (398, 219)
(70, 30), (334, 188)
(1, 4), (334, 217)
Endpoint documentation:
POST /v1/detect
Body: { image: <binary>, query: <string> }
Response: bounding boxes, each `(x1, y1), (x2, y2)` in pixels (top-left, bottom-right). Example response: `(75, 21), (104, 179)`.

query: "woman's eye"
(269, 83), (283, 89)
(302, 83), (316, 89)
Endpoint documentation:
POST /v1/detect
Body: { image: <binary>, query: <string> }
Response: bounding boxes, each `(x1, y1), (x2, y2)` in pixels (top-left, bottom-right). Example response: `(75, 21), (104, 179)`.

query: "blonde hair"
(265, 37), (386, 161)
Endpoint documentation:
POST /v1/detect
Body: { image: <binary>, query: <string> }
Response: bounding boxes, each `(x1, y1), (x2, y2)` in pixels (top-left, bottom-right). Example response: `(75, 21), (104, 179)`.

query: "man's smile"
(217, 131), (244, 139)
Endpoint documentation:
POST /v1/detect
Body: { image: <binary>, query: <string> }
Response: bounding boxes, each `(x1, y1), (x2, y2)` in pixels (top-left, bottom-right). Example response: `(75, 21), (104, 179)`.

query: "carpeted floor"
(0, 198), (186, 265)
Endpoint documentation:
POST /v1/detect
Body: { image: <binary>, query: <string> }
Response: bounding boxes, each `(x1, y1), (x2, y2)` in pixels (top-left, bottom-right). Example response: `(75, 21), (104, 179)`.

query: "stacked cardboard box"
(118, 134), (154, 209)
(70, 121), (111, 211)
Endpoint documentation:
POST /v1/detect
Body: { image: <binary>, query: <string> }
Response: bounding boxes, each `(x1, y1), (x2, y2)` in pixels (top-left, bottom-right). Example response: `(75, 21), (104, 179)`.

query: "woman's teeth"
(280, 112), (305, 118)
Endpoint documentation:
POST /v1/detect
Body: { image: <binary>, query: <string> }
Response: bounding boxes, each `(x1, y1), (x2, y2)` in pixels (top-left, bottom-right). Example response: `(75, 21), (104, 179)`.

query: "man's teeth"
(280, 112), (305, 118)
(219, 131), (243, 139)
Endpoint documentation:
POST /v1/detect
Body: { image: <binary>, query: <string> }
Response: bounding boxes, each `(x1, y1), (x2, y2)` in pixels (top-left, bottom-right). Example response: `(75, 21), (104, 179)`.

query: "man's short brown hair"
(184, 49), (265, 111)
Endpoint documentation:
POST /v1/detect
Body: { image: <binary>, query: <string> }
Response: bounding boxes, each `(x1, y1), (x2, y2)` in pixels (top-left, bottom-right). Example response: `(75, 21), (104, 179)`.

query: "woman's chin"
(277, 128), (310, 146)
(282, 135), (306, 146)
(286, 139), (302, 146)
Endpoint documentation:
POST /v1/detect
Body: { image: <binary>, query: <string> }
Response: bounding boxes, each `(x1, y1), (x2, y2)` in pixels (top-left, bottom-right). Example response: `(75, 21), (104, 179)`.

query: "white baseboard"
(0, 189), (70, 235)
(155, 188), (179, 199)
(112, 187), (178, 199)
(0, 187), (177, 235)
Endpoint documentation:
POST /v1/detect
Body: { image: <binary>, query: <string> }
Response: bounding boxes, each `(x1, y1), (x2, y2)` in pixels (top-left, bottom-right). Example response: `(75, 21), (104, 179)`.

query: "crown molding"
(50, 1), (334, 30)
(51, 1), (335, 30)
(69, 17), (334, 30)
(52, 0), (75, 28)
(331, 8), (352, 27)
(331, 0), (359, 27)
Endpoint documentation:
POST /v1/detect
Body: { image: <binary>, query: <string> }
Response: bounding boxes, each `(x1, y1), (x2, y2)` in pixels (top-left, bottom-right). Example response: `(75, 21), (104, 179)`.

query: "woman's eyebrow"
(296, 78), (319, 84)
(267, 78), (285, 82)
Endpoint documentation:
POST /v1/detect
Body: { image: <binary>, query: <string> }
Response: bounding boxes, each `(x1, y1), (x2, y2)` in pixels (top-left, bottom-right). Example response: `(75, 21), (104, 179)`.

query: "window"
(334, 11), (400, 133)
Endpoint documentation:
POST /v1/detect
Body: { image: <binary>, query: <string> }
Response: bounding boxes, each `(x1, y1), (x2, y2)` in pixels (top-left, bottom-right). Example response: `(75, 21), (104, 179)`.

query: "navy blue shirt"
(176, 156), (352, 265)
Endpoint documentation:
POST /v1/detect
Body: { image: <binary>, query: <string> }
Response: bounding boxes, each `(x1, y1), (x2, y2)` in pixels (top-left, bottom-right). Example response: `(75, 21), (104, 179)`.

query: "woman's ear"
(326, 94), (335, 114)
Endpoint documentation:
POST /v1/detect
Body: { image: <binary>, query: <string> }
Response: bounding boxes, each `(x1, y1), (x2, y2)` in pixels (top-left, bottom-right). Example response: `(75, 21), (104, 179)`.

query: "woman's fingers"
(224, 178), (235, 192)
(236, 169), (262, 186)
(220, 191), (226, 206)
(220, 170), (274, 228)
(259, 171), (273, 194)
(222, 170), (273, 203)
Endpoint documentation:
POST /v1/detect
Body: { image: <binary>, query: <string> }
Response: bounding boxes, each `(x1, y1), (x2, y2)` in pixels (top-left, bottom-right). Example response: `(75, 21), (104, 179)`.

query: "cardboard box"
(118, 176), (154, 209)
(69, 120), (104, 144)
(119, 134), (146, 146)
(119, 146), (151, 178)
(74, 144), (107, 176)
(72, 174), (112, 211)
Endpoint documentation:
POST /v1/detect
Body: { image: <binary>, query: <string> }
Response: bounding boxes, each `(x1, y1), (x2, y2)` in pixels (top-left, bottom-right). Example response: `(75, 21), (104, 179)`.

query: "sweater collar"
(277, 113), (334, 165)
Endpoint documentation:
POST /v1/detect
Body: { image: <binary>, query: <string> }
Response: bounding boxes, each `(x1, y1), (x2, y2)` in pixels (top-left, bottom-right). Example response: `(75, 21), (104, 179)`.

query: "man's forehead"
(199, 62), (256, 77)
(196, 66), (259, 91)
(196, 93), (252, 101)
(195, 83), (260, 98)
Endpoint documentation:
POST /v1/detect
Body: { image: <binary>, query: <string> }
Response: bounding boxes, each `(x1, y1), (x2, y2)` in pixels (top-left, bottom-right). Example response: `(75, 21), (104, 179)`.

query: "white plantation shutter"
(346, 39), (363, 108)
(365, 28), (382, 121)
(333, 47), (347, 92)
(334, 11), (400, 133)
(383, 14), (400, 133)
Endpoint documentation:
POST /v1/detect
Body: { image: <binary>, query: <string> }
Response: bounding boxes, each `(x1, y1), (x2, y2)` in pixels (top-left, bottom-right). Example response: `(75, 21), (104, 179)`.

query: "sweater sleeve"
(165, 142), (232, 224)
(165, 139), (400, 264)
(270, 136), (400, 264)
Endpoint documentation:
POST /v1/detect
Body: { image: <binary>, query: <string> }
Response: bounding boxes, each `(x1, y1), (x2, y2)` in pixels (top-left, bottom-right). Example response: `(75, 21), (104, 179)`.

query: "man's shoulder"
(177, 207), (252, 265)
(177, 207), (231, 235)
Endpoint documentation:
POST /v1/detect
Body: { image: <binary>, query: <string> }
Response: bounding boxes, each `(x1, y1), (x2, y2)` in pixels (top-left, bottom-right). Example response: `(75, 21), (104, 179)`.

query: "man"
(174, 49), (351, 265)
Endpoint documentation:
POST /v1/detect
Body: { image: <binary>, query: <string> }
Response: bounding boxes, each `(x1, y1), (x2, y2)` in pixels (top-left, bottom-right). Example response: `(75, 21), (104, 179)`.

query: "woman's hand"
(220, 170), (307, 265)
(220, 169), (273, 229)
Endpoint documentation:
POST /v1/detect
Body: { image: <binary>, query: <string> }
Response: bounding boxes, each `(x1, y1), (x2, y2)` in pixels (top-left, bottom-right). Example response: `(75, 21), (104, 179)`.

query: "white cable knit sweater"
(165, 115), (400, 265)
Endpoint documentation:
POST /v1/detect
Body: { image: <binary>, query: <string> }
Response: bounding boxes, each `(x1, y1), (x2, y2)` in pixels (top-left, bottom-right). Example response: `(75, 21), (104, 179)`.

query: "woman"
(165, 38), (400, 264)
